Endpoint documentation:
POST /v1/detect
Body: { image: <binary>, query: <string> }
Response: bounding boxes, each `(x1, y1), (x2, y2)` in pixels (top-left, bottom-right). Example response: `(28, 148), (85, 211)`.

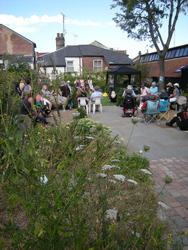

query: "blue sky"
(1, 0), (188, 59)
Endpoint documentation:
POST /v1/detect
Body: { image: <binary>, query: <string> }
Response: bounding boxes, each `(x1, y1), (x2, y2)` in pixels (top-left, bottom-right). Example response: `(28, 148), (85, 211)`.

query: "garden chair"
(90, 97), (103, 114)
(144, 100), (159, 125)
(158, 99), (170, 121)
(77, 97), (89, 114)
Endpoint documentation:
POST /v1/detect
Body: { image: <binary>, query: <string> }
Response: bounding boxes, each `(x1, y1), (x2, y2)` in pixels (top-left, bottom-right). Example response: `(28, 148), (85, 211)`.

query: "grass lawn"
(102, 96), (117, 106)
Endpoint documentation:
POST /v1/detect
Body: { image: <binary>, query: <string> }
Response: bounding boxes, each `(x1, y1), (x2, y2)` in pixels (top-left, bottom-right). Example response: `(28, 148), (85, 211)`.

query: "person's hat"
(167, 82), (172, 87)
(174, 83), (179, 88)
(152, 81), (156, 86)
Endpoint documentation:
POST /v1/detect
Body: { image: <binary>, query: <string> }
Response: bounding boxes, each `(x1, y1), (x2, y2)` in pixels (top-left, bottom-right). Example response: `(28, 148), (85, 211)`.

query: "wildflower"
(40, 175), (48, 184)
(38, 132), (41, 134)
(106, 126), (110, 129)
(168, 234), (171, 239)
(132, 231), (140, 238)
(139, 150), (143, 154)
(106, 208), (118, 220)
(86, 177), (91, 181)
(83, 192), (90, 196)
(47, 138), (51, 142)
(108, 179), (117, 184)
(4, 114), (6, 116)
(127, 179), (138, 185)
(86, 136), (94, 140)
(98, 173), (107, 178)
(24, 134), (27, 137)
(102, 165), (120, 171)
(114, 174), (126, 182)
(137, 215), (140, 219)
(140, 169), (152, 175)
(121, 138), (125, 141)
(168, 241), (171, 245)
(75, 145), (85, 151)
(185, 231), (187, 235)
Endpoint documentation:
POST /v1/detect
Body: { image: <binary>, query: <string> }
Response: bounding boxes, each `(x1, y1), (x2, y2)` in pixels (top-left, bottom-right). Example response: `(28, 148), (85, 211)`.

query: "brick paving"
(150, 158), (188, 249)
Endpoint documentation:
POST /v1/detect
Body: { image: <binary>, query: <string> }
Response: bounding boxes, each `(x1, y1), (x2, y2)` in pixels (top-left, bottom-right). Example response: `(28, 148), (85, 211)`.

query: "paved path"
(89, 106), (188, 248)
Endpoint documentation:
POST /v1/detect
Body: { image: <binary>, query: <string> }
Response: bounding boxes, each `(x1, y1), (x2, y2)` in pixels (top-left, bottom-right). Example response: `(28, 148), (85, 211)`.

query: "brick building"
(134, 44), (188, 91)
(0, 24), (36, 69)
(37, 36), (133, 79)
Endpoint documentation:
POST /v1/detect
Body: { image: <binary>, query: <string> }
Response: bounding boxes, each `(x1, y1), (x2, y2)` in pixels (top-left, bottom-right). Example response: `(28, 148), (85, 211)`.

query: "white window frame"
(93, 60), (103, 72)
(66, 60), (74, 72)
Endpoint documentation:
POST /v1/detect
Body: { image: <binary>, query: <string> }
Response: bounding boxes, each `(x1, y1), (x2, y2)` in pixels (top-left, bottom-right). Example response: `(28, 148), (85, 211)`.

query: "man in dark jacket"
(166, 104), (188, 130)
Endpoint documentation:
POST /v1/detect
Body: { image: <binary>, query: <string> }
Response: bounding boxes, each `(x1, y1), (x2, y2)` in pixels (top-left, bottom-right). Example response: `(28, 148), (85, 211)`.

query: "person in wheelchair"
(122, 88), (137, 117)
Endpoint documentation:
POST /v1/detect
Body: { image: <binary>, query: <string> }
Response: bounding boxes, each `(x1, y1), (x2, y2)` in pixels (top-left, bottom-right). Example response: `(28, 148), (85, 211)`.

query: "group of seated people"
(140, 81), (180, 104)
(19, 74), (103, 124)
(74, 76), (94, 93)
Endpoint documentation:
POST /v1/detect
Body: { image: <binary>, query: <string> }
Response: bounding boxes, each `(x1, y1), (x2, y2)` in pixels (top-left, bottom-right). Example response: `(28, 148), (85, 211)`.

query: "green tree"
(112, 0), (188, 90)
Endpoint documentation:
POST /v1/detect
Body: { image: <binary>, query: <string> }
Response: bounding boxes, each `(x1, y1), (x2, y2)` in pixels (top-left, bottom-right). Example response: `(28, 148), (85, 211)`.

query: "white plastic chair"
(91, 97), (102, 114)
(78, 97), (89, 114)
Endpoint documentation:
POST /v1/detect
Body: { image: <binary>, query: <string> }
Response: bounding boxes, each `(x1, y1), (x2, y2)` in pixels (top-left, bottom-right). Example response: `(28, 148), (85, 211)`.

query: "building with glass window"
(37, 42), (133, 79)
(136, 44), (188, 91)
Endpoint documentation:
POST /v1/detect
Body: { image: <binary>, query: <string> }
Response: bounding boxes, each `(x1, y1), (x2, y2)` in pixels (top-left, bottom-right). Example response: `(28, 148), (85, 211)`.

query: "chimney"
(56, 33), (65, 50)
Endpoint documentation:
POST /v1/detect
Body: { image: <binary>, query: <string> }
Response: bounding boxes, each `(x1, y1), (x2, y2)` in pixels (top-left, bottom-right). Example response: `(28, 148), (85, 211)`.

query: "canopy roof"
(107, 65), (141, 75)
(106, 65), (141, 91)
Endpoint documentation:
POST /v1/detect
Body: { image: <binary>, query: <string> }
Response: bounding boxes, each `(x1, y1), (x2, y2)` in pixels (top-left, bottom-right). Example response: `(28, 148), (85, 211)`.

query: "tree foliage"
(112, 0), (188, 89)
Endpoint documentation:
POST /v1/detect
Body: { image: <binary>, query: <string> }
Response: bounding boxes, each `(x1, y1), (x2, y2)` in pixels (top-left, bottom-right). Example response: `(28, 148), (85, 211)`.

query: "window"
(171, 50), (176, 58)
(179, 48), (184, 56)
(93, 60), (102, 72)
(175, 49), (180, 57)
(183, 48), (188, 56)
(66, 61), (74, 72)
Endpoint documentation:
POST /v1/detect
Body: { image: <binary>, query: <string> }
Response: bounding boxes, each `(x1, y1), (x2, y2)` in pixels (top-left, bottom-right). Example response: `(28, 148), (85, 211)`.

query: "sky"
(1, 0), (188, 59)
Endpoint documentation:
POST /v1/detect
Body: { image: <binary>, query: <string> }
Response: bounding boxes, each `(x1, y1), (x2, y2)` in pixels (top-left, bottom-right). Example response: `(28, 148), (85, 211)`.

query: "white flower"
(106, 208), (118, 220)
(86, 177), (91, 181)
(98, 173), (107, 178)
(75, 145), (85, 151)
(132, 231), (140, 238)
(158, 201), (169, 210)
(84, 192), (90, 196)
(102, 165), (112, 170)
(113, 174), (126, 182)
(86, 136), (94, 140)
(108, 179), (117, 184)
(140, 169), (152, 175)
(102, 165), (120, 171)
(40, 175), (48, 184)
(127, 179), (138, 185)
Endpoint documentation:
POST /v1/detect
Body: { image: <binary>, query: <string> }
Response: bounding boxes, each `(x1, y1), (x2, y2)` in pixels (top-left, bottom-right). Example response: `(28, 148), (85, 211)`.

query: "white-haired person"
(122, 85), (136, 98)
(150, 82), (158, 95)
(169, 83), (180, 103)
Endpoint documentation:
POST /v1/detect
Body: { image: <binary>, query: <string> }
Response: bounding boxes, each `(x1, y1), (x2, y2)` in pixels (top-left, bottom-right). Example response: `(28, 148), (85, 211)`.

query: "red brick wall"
(82, 56), (109, 71)
(0, 26), (34, 55)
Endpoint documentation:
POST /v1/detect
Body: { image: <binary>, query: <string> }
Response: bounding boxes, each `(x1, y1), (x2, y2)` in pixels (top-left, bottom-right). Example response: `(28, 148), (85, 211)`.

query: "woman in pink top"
(141, 84), (148, 96)
(80, 77), (85, 90)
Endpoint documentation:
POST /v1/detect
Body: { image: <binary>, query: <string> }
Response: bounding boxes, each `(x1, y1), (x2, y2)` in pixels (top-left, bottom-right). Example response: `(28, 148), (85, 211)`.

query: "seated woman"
(36, 92), (52, 117)
(110, 91), (117, 103)
(150, 82), (158, 95)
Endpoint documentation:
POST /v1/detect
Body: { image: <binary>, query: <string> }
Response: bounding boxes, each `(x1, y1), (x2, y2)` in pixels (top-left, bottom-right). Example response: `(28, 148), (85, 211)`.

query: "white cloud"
(107, 21), (116, 26)
(0, 14), (101, 27)
(8, 25), (37, 34)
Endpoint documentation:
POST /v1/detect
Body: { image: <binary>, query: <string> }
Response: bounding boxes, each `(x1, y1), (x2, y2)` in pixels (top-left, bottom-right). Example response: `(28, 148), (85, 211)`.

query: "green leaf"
(34, 225), (40, 235)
